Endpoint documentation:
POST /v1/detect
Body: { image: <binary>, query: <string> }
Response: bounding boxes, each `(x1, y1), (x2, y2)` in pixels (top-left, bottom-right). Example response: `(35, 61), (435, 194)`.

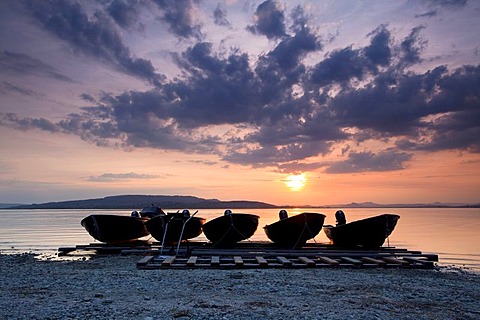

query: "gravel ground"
(1, 253), (479, 319)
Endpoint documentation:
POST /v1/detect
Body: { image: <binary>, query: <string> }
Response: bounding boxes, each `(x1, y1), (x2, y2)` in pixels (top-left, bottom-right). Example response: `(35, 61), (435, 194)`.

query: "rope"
(290, 214), (312, 251)
(211, 215), (261, 248)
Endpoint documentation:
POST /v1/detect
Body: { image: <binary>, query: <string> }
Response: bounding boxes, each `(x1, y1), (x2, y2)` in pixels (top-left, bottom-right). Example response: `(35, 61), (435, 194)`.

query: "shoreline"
(1, 253), (479, 319)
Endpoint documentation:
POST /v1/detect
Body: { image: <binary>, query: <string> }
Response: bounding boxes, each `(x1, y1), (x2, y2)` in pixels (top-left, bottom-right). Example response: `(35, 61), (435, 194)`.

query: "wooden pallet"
(137, 253), (437, 269)
(58, 242), (438, 269)
(135, 243), (438, 269)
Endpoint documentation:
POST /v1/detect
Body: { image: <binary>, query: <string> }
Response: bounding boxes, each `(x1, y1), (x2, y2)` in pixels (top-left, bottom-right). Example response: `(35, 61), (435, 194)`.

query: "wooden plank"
(255, 256), (268, 267)
(234, 256), (244, 267)
(136, 255), (154, 266)
(211, 256), (220, 267)
(186, 256), (198, 267)
(382, 257), (409, 265)
(298, 256), (315, 267)
(317, 256), (340, 265)
(361, 257), (386, 265)
(161, 256), (176, 266)
(402, 256), (435, 267)
(341, 257), (362, 265)
(277, 256), (292, 266)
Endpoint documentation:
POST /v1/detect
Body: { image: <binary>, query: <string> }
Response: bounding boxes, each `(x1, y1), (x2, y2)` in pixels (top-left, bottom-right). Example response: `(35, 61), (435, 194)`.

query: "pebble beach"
(1, 253), (479, 319)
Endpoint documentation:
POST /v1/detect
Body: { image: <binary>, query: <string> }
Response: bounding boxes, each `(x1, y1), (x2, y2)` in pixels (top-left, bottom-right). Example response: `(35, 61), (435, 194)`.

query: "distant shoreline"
(1, 194), (478, 210)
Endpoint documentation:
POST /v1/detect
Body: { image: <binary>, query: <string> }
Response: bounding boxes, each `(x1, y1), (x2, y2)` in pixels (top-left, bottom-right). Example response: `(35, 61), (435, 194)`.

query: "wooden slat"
(186, 256), (198, 267)
(317, 256), (340, 265)
(255, 256), (268, 267)
(298, 256), (315, 267)
(211, 256), (220, 267)
(341, 257), (362, 265)
(136, 255), (154, 266)
(161, 256), (176, 266)
(277, 256), (292, 266)
(382, 257), (409, 265)
(162, 256), (176, 266)
(361, 257), (386, 265)
(234, 256), (244, 266)
(402, 256), (435, 266)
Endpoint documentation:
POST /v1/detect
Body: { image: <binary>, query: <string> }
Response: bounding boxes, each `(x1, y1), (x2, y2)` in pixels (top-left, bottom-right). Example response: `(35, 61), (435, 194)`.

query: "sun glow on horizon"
(284, 173), (307, 191)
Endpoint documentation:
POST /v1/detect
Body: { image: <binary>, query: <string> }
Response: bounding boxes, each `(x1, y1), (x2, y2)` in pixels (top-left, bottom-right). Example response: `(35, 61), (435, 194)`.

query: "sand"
(1, 253), (479, 319)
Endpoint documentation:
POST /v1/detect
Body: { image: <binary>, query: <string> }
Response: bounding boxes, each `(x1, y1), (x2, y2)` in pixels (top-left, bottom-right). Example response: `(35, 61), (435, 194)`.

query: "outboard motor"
(335, 210), (346, 226)
(131, 211), (140, 218)
(279, 209), (288, 220)
(224, 209), (233, 215)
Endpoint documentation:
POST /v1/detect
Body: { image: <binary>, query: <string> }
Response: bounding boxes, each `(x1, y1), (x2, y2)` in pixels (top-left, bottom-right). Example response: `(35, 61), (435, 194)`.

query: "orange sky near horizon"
(1, 127), (478, 205)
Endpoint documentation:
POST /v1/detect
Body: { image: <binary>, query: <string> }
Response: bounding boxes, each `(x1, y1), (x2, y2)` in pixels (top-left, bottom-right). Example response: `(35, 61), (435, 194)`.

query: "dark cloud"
(2, 18), (479, 174)
(415, 10), (438, 18)
(152, 0), (202, 40)
(310, 46), (365, 86)
(24, 1), (163, 86)
(213, 4), (231, 27)
(0, 51), (74, 82)
(396, 65), (480, 153)
(364, 25), (392, 67)
(247, 0), (287, 40)
(325, 150), (413, 174)
(399, 26), (427, 66)
(310, 25), (392, 86)
(289, 5), (309, 33)
(1, 113), (59, 133)
(106, 0), (145, 30)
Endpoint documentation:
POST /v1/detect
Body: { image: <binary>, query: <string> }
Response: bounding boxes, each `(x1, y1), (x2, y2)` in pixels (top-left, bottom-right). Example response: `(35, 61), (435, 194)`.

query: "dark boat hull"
(264, 212), (326, 247)
(81, 214), (149, 244)
(323, 214), (400, 248)
(202, 213), (259, 246)
(145, 214), (205, 244)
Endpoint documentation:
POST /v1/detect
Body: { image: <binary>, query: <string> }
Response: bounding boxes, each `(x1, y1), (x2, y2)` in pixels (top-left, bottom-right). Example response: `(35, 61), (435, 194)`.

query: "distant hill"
(319, 202), (479, 208)
(331, 202), (480, 208)
(0, 203), (25, 209)
(3, 195), (478, 209)
(7, 195), (277, 210)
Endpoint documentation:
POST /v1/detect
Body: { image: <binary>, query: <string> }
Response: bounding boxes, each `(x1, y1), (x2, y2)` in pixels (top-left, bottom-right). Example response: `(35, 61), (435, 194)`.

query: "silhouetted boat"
(81, 205), (165, 244)
(81, 214), (149, 244)
(202, 210), (259, 246)
(323, 213), (400, 248)
(264, 210), (326, 247)
(145, 210), (206, 245)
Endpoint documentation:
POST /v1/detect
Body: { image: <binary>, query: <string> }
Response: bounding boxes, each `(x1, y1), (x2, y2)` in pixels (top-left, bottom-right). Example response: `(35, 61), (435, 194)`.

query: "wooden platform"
(58, 242), (437, 269)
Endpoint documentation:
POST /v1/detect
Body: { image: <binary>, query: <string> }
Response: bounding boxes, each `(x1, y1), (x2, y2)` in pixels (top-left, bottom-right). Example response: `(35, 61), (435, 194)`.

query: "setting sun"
(284, 173), (307, 191)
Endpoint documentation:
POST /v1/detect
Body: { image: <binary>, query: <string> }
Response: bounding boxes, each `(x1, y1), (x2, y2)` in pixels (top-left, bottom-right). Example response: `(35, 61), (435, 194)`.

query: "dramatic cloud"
(1, 1), (479, 176)
(153, 0), (202, 40)
(325, 150), (413, 174)
(247, 0), (287, 40)
(25, 1), (164, 86)
(106, 0), (145, 30)
(213, 4), (231, 27)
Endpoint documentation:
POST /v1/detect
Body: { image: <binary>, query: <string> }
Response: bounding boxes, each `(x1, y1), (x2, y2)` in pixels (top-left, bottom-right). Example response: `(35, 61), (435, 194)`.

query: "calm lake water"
(0, 208), (479, 271)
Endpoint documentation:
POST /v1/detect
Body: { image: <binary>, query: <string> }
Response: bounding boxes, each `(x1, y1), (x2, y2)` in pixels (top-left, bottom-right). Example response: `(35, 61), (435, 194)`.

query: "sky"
(0, 0), (479, 206)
